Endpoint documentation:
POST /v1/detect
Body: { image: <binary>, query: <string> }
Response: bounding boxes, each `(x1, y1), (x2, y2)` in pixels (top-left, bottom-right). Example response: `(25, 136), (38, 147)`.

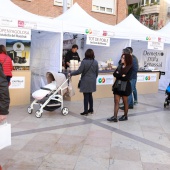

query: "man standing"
(65, 44), (80, 69)
(120, 47), (138, 110)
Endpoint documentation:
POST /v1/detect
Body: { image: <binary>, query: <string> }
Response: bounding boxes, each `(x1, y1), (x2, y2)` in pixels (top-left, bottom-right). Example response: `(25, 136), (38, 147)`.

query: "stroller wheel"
(35, 110), (42, 118)
(62, 107), (69, 116)
(27, 107), (33, 114)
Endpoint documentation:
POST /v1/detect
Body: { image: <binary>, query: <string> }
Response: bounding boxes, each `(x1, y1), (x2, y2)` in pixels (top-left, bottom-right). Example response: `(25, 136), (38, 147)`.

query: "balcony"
(140, 5), (160, 15)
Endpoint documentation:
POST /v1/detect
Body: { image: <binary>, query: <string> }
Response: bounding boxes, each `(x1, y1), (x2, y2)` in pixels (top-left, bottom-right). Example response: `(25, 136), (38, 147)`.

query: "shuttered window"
(92, 0), (115, 14)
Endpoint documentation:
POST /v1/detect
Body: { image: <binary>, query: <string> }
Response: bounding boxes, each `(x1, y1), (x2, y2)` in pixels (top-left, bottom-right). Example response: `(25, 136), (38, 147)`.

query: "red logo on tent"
(18, 20), (24, 27)
(158, 37), (161, 42)
(103, 31), (107, 36)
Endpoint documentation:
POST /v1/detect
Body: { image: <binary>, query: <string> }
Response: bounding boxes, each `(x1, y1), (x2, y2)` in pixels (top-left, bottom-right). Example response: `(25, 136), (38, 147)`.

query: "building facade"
(127, 0), (170, 30)
(11, 0), (127, 25)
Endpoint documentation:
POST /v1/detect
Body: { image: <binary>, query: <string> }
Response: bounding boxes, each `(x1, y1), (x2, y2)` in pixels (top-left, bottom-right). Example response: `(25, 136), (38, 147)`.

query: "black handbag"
(78, 60), (94, 88)
(112, 80), (127, 92)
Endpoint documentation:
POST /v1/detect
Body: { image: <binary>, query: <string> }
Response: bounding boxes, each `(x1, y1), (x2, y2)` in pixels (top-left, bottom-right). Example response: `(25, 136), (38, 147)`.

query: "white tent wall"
(131, 40), (170, 90)
(0, 39), (6, 45)
(30, 31), (62, 92)
(82, 38), (130, 65)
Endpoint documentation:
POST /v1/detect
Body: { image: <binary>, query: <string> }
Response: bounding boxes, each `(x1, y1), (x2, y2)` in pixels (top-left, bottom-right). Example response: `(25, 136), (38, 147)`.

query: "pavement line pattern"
(11, 108), (170, 154)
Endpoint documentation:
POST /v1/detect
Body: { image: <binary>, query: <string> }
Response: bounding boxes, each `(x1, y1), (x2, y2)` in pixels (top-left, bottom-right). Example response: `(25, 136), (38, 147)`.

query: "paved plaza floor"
(0, 90), (170, 170)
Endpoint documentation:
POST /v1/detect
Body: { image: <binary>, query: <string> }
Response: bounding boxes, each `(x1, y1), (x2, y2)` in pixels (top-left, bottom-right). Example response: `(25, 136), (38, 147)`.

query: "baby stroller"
(164, 83), (170, 108)
(27, 71), (69, 118)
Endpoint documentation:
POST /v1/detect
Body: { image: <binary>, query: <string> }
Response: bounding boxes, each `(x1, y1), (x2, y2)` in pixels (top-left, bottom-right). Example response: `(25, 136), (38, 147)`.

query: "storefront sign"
(0, 27), (31, 40)
(86, 35), (110, 46)
(148, 41), (164, 50)
(9, 77), (25, 89)
(97, 75), (113, 85)
(137, 73), (157, 82)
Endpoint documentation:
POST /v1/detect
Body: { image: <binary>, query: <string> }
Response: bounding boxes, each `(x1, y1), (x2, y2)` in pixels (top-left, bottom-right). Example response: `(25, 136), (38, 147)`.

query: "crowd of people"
(66, 44), (138, 122)
(0, 43), (138, 143)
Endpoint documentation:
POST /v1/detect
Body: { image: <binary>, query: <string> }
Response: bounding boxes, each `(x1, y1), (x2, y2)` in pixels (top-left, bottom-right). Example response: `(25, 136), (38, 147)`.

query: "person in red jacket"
(0, 45), (13, 85)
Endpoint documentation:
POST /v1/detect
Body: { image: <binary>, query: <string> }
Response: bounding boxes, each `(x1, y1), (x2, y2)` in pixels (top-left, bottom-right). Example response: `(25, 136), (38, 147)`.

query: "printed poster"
(6, 39), (31, 70)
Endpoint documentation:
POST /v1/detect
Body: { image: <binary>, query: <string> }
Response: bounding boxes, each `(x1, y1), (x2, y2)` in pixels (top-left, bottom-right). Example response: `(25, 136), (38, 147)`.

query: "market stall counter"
(63, 70), (160, 101)
(9, 70), (31, 106)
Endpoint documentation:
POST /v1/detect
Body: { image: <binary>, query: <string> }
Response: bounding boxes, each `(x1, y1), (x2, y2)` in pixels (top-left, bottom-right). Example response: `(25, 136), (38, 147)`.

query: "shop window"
(54, 0), (72, 7)
(92, 0), (115, 14)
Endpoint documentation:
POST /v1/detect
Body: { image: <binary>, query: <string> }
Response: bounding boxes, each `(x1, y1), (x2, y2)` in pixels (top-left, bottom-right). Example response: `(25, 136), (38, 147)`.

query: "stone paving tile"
(1, 92), (170, 170)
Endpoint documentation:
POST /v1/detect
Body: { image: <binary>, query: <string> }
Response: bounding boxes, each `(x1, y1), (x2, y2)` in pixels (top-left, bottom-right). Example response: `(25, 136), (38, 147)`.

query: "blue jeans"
(128, 79), (138, 106)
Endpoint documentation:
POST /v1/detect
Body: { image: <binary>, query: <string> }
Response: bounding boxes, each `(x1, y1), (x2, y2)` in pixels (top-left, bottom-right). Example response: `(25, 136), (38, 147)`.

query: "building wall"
(11, 0), (127, 25)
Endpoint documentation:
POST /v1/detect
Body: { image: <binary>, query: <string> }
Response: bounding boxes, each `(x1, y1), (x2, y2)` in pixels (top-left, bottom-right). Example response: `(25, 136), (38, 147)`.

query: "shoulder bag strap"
(81, 60), (94, 79)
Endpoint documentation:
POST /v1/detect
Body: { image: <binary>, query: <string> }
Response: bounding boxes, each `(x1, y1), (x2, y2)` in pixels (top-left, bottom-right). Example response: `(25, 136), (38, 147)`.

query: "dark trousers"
(6, 76), (12, 83)
(83, 93), (93, 113)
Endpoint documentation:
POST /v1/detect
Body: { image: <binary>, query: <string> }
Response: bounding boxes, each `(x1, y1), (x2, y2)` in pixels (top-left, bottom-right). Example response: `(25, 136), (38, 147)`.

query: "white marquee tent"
(156, 23), (170, 90)
(54, 3), (168, 90)
(54, 3), (114, 35)
(0, 0), (63, 92)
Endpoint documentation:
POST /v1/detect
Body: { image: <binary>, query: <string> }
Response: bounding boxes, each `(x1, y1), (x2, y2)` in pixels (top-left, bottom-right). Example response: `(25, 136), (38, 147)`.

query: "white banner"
(140, 49), (166, 71)
(137, 73), (157, 82)
(0, 27), (31, 40)
(97, 75), (113, 85)
(9, 77), (25, 89)
(86, 35), (110, 47)
(148, 41), (164, 50)
(0, 17), (37, 29)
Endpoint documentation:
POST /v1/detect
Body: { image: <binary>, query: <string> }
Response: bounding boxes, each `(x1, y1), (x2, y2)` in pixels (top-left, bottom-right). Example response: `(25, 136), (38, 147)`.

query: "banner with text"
(0, 17), (37, 29)
(148, 41), (164, 50)
(137, 73), (157, 82)
(97, 75), (113, 85)
(9, 77), (25, 89)
(139, 49), (166, 71)
(0, 27), (31, 40)
(86, 35), (110, 47)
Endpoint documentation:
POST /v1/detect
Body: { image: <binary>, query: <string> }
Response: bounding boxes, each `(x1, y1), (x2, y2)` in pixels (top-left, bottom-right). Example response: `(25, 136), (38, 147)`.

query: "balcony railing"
(140, 5), (160, 15)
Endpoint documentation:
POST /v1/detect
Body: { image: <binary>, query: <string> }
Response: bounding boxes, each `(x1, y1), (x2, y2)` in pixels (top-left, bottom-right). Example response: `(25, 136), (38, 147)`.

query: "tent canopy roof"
(54, 3), (114, 34)
(0, 0), (61, 32)
(112, 14), (163, 40)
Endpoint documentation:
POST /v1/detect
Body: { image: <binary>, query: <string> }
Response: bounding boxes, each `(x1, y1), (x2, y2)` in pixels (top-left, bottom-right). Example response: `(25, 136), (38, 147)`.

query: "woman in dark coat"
(0, 63), (10, 122)
(107, 53), (132, 122)
(69, 49), (98, 116)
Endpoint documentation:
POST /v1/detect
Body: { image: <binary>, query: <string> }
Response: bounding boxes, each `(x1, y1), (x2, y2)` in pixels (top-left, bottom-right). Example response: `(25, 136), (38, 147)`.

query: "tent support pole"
(129, 39), (132, 46)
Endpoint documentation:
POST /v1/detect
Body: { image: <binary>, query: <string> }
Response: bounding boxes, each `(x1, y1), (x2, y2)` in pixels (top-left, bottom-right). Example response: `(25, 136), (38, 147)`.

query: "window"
(54, 0), (72, 7)
(92, 0), (115, 14)
(141, 0), (160, 6)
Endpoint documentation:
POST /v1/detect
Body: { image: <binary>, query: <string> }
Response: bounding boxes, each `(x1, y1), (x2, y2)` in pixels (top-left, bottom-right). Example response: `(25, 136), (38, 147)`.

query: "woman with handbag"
(68, 49), (98, 116)
(107, 53), (132, 122)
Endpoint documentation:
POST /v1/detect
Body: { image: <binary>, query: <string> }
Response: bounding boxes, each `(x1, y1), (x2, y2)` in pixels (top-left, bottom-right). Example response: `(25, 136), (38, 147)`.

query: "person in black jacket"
(65, 44), (80, 69)
(107, 53), (132, 122)
(0, 64), (10, 122)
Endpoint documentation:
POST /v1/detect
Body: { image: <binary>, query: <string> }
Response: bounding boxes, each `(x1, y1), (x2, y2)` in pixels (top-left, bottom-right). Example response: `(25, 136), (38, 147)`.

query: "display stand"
(9, 70), (31, 106)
